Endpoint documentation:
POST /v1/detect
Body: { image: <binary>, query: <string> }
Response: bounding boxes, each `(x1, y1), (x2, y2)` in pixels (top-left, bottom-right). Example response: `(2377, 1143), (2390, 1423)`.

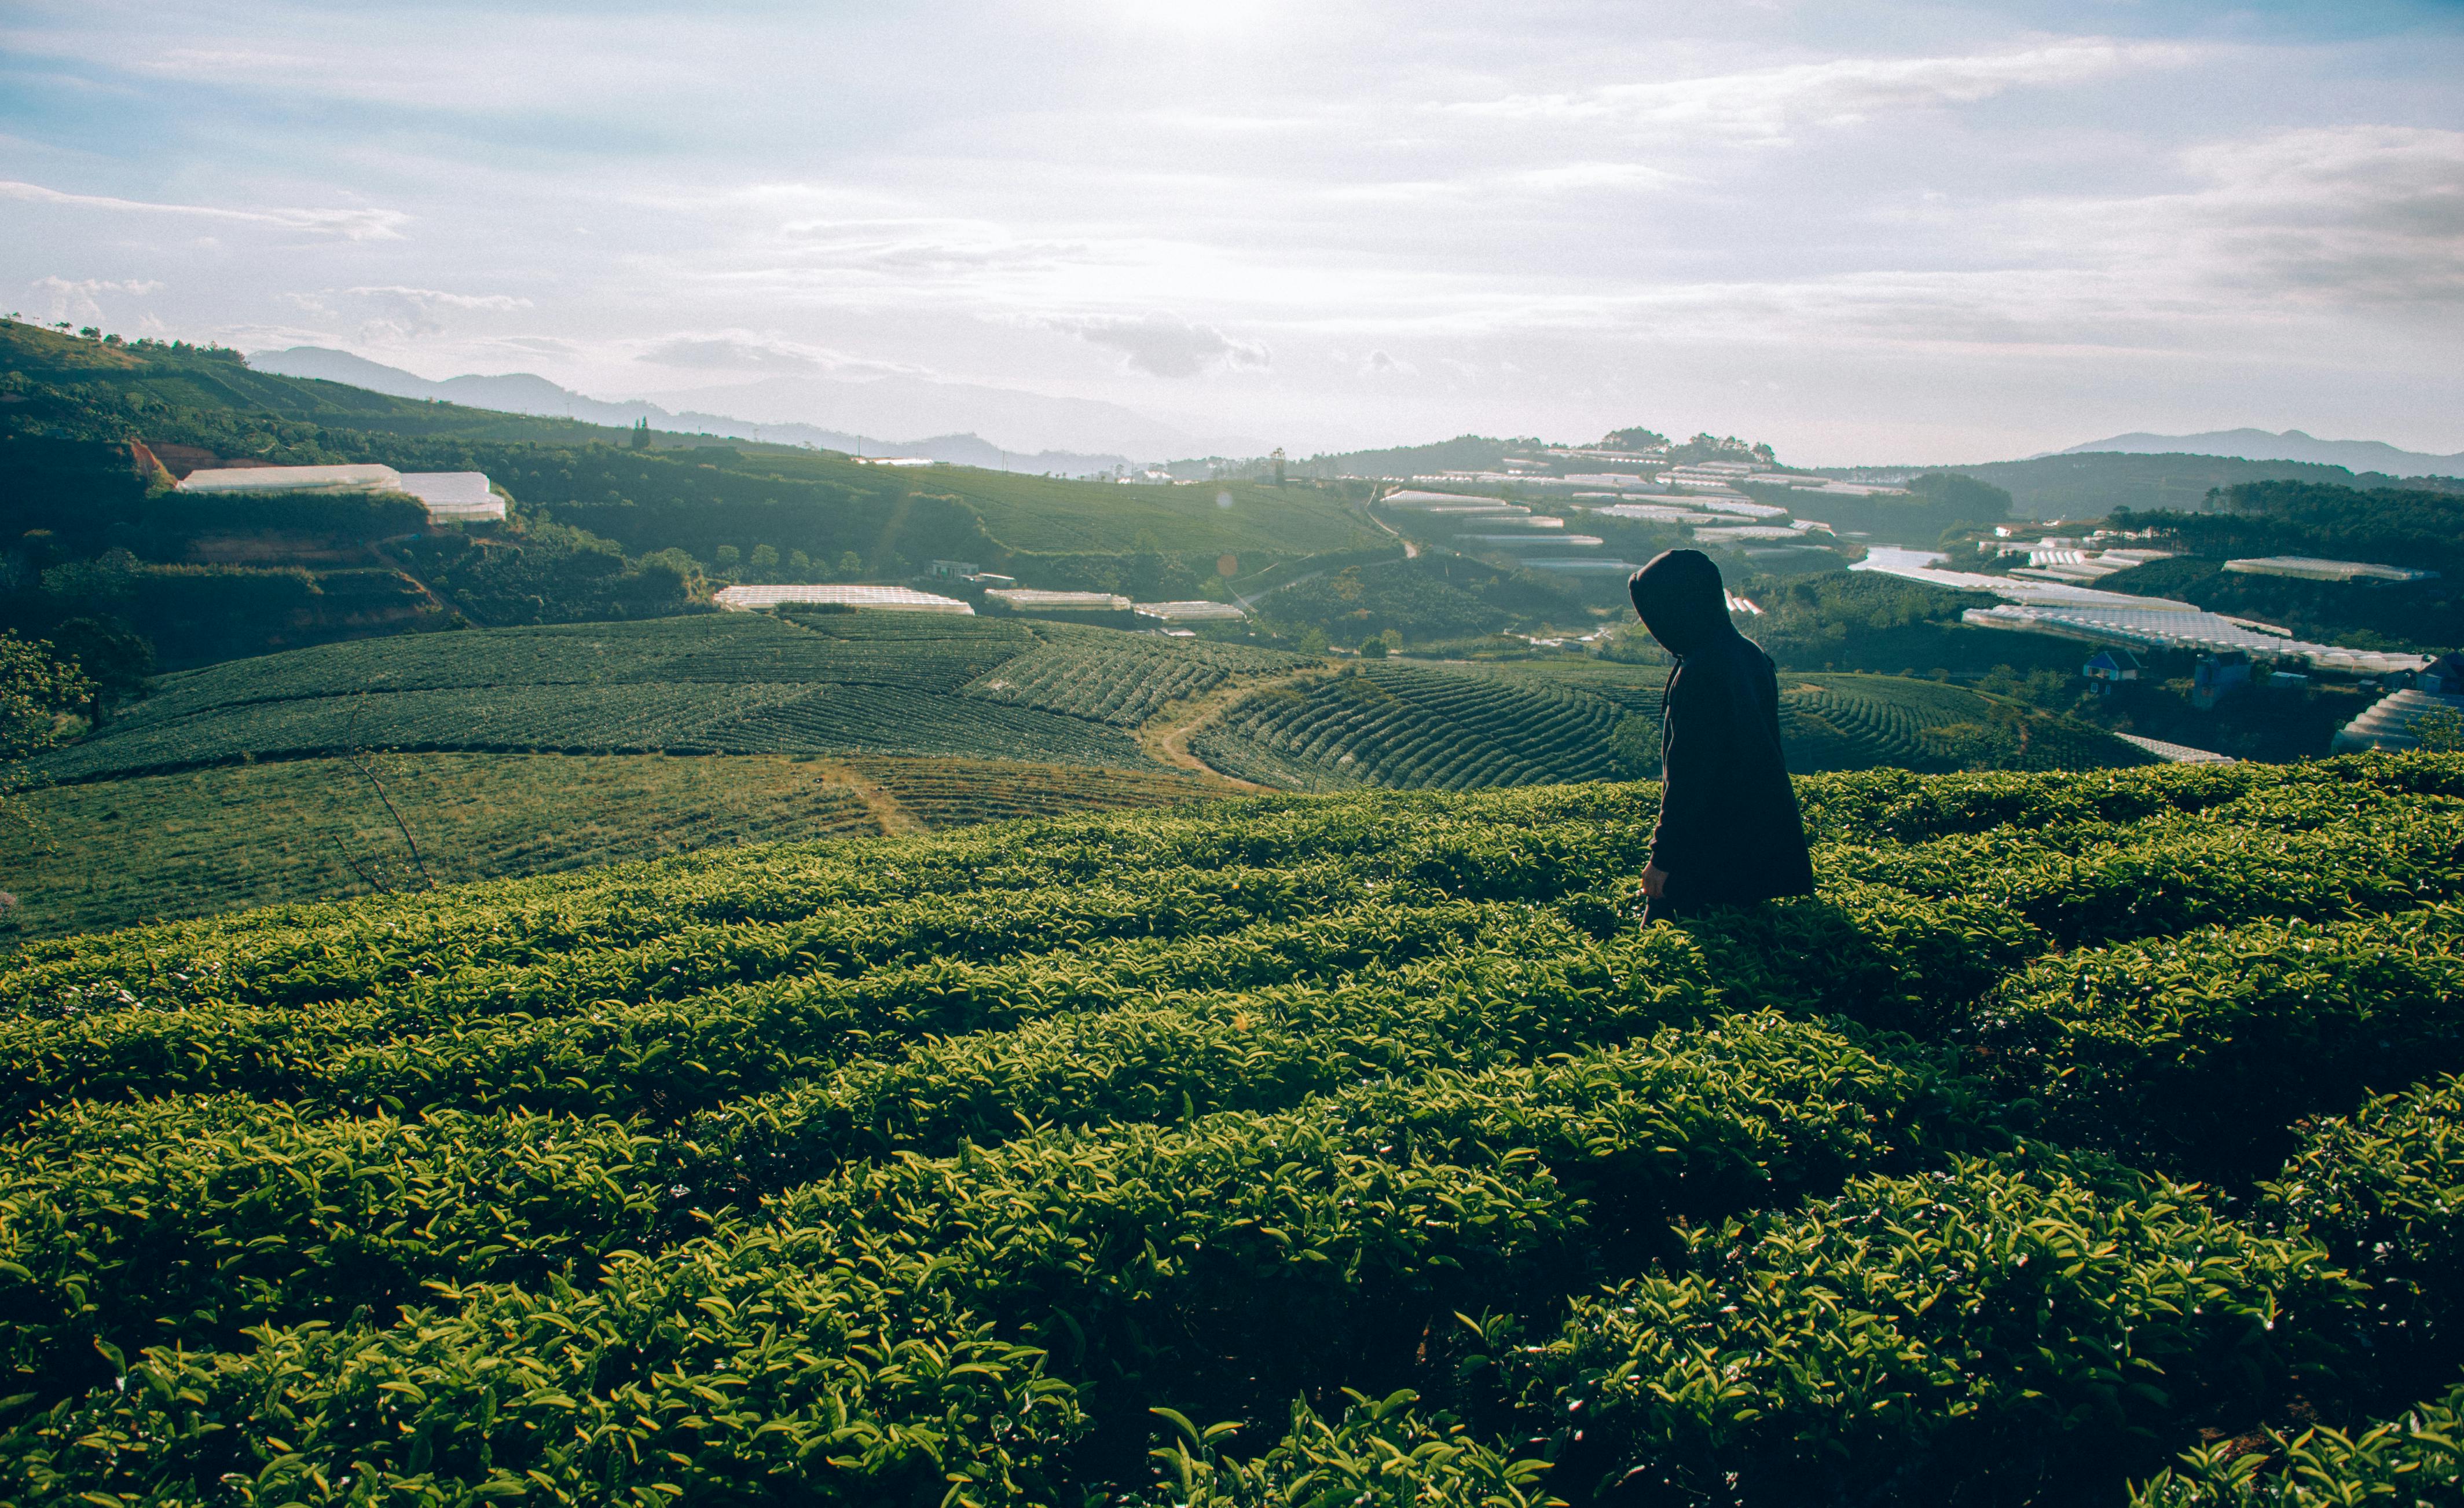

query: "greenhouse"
(712, 585), (974, 614)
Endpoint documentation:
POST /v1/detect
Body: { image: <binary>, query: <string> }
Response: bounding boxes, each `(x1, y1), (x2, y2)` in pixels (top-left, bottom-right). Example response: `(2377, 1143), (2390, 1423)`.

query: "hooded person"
(1626, 549), (1814, 921)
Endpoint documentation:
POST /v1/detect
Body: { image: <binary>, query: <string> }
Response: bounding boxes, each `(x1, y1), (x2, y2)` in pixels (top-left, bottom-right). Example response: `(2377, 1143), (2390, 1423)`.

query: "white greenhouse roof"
(2224, 556), (2439, 584)
(2117, 733), (2236, 764)
(1963, 603), (2429, 675)
(1695, 525), (1806, 543)
(1461, 534), (1604, 548)
(1135, 600), (1247, 621)
(177, 463), (504, 524)
(397, 471), (505, 521)
(177, 464), (402, 494)
(1524, 558), (1642, 574)
(714, 585), (974, 614)
(1585, 504), (1724, 524)
(985, 588), (1132, 611)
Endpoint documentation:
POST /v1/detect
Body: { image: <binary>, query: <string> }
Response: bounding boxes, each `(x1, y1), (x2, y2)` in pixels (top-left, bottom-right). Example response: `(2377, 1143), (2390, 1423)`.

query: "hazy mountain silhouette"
(2062, 427), (2463, 477)
(247, 346), (1246, 472)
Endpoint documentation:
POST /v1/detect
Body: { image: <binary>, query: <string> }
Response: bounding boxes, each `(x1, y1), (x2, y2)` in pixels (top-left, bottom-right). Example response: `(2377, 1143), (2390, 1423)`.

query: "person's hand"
(1642, 863), (1669, 900)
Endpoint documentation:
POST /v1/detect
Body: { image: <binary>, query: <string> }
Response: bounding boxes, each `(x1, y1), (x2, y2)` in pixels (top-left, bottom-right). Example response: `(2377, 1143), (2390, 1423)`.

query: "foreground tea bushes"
(2128, 1381), (2464, 1507)
(1502, 1151), (2360, 1506)
(2257, 1074), (2464, 1403)
(0, 898), (1537, 1120)
(1974, 908), (2464, 1182)
(4, 1016), (1975, 1502)
(4, 756), (2463, 1505)
(0, 934), (1722, 1396)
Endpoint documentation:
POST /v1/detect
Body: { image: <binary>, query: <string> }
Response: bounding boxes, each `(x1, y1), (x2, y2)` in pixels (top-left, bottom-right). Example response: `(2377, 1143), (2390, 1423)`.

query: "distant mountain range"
(248, 347), (1261, 473)
(2062, 428), (2464, 478)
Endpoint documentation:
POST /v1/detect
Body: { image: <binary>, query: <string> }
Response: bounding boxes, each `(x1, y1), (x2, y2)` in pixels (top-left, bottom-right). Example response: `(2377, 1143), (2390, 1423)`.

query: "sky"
(4, 0), (2462, 464)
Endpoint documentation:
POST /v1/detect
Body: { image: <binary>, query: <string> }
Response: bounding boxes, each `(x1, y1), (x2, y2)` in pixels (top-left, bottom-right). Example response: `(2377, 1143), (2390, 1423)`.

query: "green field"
(0, 753), (880, 939)
(1193, 661), (2150, 791)
(32, 613), (1260, 781)
(0, 751), (1235, 940)
(0, 757), (2458, 1504)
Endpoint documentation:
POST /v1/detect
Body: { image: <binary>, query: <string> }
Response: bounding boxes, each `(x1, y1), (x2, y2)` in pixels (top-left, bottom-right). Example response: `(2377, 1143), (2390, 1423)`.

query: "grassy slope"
(2, 752), (1233, 940)
(1, 753), (879, 940)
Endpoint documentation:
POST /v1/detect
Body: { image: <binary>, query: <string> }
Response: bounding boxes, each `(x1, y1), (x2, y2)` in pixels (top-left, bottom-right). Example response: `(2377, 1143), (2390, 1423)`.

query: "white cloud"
(1455, 38), (2205, 145)
(1360, 349), (1414, 376)
(1050, 313), (1270, 378)
(340, 285), (531, 339)
(637, 333), (826, 371)
(0, 180), (408, 240)
(28, 275), (166, 323)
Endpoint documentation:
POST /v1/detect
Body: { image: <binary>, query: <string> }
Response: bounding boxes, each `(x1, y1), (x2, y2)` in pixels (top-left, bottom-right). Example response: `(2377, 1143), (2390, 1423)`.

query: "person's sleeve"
(1650, 668), (1722, 872)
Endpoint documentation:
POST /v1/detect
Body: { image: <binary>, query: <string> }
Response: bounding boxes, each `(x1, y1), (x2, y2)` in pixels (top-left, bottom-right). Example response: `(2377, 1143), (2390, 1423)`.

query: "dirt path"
(813, 760), (927, 836)
(1136, 671), (1325, 790)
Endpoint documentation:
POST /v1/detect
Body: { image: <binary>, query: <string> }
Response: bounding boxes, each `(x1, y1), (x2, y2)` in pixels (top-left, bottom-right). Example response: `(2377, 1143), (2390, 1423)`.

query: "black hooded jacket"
(1628, 550), (1814, 909)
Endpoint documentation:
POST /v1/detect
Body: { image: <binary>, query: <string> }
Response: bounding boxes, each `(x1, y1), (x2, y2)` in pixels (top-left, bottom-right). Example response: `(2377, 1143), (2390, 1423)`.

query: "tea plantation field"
(2, 756), (2459, 1505)
(0, 753), (1230, 939)
(1193, 663), (2150, 791)
(32, 613), (1312, 783)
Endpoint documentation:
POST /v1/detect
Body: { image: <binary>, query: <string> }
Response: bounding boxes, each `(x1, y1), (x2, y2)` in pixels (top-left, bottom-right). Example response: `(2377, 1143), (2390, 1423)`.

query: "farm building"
(175, 463), (507, 523)
(2223, 556), (2439, 584)
(2082, 648), (2143, 693)
(712, 585), (973, 614)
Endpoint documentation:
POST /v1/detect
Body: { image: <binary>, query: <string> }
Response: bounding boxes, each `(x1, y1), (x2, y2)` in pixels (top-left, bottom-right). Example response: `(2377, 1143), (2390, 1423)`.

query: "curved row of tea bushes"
(6, 757), (2464, 1505)
(1495, 1150), (2361, 1506)
(2, 1015), (1975, 1498)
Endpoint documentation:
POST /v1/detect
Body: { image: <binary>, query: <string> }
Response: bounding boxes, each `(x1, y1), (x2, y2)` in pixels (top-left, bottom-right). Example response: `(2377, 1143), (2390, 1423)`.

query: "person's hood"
(1628, 548), (1735, 657)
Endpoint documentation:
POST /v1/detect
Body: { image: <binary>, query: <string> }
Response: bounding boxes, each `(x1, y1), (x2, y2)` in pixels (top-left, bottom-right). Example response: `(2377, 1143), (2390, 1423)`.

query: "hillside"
(1, 320), (1376, 674)
(1841, 451), (2463, 522)
(2065, 426), (2464, 477)
(0, 757), (2458, 1505)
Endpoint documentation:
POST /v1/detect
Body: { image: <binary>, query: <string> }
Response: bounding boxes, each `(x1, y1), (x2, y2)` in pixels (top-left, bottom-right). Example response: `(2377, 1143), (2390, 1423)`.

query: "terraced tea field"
(1, 752), (1238, 940)
(1, 756), (2458, 1505)
(32, 613), (1298, 782)
(1191, 661), (2148, 790)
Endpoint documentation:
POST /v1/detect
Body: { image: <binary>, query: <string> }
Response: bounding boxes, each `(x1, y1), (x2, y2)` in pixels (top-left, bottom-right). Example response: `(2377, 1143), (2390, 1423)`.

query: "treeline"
(2099, 480), (2464, 654)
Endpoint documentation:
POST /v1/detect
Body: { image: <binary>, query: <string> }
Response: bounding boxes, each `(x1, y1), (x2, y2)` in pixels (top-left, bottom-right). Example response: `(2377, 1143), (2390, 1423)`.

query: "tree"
(629, 418), (651, 451)
(46, 617), (153, 722)
(0, 633), (94, 862)
(0, 633), (91, 762)
(1600, 426), (1669, 452)
(1605, 713), (1659, 779)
